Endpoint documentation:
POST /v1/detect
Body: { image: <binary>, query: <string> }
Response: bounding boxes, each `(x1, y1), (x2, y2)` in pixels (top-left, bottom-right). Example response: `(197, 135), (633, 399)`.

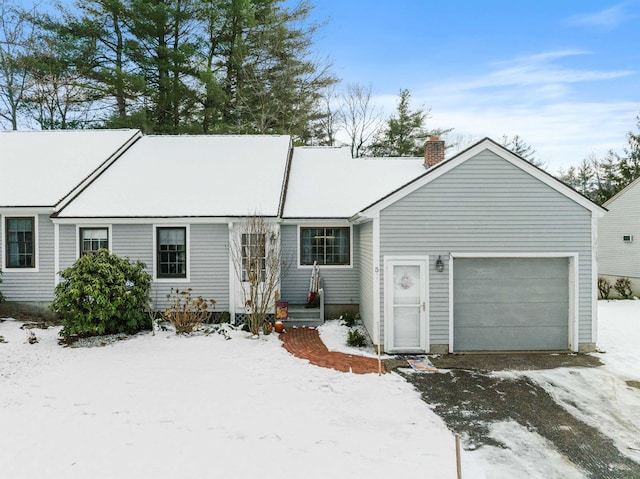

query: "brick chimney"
(424, 136), (445, 168)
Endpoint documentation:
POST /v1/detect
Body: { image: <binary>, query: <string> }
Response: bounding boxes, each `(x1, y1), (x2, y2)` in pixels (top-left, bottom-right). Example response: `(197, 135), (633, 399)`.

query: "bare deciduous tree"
(339, 82), (381, 158)
(230, 215), (290, 336)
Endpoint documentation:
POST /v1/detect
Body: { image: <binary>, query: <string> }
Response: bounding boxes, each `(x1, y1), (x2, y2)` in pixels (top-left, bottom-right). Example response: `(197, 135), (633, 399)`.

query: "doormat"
(406, 357), (437, 372)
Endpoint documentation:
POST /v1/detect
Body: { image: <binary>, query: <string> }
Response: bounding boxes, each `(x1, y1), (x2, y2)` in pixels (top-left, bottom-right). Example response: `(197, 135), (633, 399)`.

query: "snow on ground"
(317, 319), (389, 359)
(522, 300), (640, 463)
(0, 321), (458, 479)
(448, 300), (640, 478)
(1, 300), (638, 479)
(463, 421), (587, 479)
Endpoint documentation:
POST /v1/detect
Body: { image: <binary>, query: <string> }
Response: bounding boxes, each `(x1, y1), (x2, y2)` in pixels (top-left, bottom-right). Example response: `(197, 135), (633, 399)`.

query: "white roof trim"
(50, 216), (255, 225)
(602, 175), (640, 207)
(359, 138), (607, 218)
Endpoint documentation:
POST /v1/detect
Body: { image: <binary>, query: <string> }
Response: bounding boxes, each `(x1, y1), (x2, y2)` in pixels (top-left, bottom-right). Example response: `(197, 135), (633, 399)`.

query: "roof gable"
(358, 138), (607, 218)
(0, 129), (141, 208)
(56, 135), (292, 218)
(603, 175), (640, 208)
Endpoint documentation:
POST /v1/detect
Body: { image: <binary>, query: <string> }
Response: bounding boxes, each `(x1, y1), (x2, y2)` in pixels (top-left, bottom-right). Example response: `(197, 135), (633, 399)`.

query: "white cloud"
(336, 51), (638, 172)
(430, 51), (633, 97)
(567, 3), (633, 30)
(427, 101), (639, 172)
(390, 50), (640, 171)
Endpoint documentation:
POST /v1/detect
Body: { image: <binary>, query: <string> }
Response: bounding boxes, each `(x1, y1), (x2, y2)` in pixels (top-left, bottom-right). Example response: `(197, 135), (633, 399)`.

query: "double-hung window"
(157, 227), (187, 278)
(79, 228), (109, 256)
(242, 233), (266, 282)
(5, 217), (35, 268)
(300, 227), (350, 266)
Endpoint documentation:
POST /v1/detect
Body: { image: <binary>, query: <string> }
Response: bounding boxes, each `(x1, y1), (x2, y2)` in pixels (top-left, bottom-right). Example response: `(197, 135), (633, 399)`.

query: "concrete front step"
(282, 305), (323, 327)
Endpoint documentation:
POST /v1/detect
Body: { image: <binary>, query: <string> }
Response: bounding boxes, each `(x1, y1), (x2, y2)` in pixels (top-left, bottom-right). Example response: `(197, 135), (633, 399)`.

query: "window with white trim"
(157, 227), (187, 278)
(242, 233), (266, 282)
(300, 227), (350, 266)
(80, 228), (109, 256)
(5, 217), (35, 268)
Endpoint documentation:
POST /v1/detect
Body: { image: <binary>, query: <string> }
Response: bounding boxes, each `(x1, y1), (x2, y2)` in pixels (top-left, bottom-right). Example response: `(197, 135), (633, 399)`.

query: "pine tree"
(12, 0), (336, 135)
(367, 89), (428, 157)
(501, 134), (546, 169)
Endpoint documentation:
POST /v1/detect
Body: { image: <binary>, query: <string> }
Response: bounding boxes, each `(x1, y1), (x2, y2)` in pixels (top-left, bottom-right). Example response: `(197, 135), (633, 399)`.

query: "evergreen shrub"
(341, 312), (356, 328)
(51, 250), (151, 337)
(346, 329), (367, 347)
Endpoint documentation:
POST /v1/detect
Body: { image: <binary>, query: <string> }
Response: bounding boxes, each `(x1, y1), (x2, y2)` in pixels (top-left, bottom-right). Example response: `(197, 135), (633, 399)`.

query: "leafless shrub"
(163, 288), (216, 334)
(614, 277), (633, 299)
(231, 215), (290, 336)
(598, 276), (612, 299)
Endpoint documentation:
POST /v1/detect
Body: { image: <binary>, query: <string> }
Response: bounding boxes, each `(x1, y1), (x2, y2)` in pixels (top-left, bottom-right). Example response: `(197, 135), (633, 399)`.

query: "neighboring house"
(1, 132), (605, 353)
(0, 129), (141, 304)
(598, 177), (640, 296)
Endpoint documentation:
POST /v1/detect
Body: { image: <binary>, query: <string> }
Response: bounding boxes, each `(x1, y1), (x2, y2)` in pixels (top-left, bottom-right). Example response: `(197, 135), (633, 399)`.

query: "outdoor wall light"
(435, 256), (444, 273)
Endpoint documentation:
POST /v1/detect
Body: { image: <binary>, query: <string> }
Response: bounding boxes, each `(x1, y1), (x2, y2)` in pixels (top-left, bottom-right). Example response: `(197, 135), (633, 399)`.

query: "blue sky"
(27, 0), (640, 170)
(306, 0), (640, 170)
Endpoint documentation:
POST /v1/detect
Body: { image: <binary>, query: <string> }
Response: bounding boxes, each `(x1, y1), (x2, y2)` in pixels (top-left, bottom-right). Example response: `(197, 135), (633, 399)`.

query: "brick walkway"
(279, 327), (385, 374)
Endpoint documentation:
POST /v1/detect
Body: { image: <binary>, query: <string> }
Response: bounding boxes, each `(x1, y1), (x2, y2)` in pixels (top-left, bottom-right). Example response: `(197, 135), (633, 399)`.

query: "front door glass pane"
(392, 264), (421, 348)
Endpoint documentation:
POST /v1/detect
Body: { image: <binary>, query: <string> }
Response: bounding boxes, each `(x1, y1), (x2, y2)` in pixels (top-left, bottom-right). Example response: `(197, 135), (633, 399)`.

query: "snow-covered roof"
(0, 129), (141, 207)
(282, 146), (426, 218)
(56, 135), (291, 217)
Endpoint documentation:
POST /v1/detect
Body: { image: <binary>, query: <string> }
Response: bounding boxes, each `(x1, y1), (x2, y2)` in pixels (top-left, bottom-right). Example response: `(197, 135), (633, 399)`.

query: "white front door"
(385, 257), (428, 353)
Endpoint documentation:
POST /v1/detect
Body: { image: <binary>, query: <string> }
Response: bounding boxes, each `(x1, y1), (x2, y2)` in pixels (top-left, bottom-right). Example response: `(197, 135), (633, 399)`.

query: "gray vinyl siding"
(358, 221), (374, 335)
(0, 214), (55, 302)
(111, 223), (229, 311)
(59, 224), (76, 271)
(598, 181), (640, 279)
(379, 150), (594, 347)
(280, 224), (360, 307)
(112, 224), (154, 266)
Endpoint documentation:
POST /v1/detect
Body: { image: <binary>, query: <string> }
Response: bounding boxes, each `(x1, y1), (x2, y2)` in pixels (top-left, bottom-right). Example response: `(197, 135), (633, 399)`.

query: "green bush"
(346, 329), (367, 347)
(51, 250), (151, 337)
(341, 312), (356, 328)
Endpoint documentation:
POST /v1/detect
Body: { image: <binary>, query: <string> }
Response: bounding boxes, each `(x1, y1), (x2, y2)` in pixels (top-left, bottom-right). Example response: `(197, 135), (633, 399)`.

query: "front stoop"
(282, 305), (323, 327)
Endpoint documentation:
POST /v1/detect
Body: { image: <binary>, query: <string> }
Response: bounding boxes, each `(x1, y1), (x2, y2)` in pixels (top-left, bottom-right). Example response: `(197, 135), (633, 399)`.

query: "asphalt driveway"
(387, 354), (640, 479)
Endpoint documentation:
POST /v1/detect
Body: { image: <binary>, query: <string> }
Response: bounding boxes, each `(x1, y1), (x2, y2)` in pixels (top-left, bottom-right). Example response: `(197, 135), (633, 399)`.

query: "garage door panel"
(454, 278), (569, 303)
(453, 257), (569, 351)
(454, 326), (569, 351)
(455, 257), (568, 279)
(454, 302), (568, 328)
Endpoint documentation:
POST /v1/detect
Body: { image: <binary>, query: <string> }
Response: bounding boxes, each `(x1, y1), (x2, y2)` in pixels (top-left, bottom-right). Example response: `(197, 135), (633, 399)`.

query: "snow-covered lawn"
(1, 320), (457, 478)
(1, 300), (639, 478)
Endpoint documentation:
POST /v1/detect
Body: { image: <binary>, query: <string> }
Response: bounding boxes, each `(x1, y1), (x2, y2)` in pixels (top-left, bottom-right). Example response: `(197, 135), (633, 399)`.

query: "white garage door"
(453, 257), (570, 351)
